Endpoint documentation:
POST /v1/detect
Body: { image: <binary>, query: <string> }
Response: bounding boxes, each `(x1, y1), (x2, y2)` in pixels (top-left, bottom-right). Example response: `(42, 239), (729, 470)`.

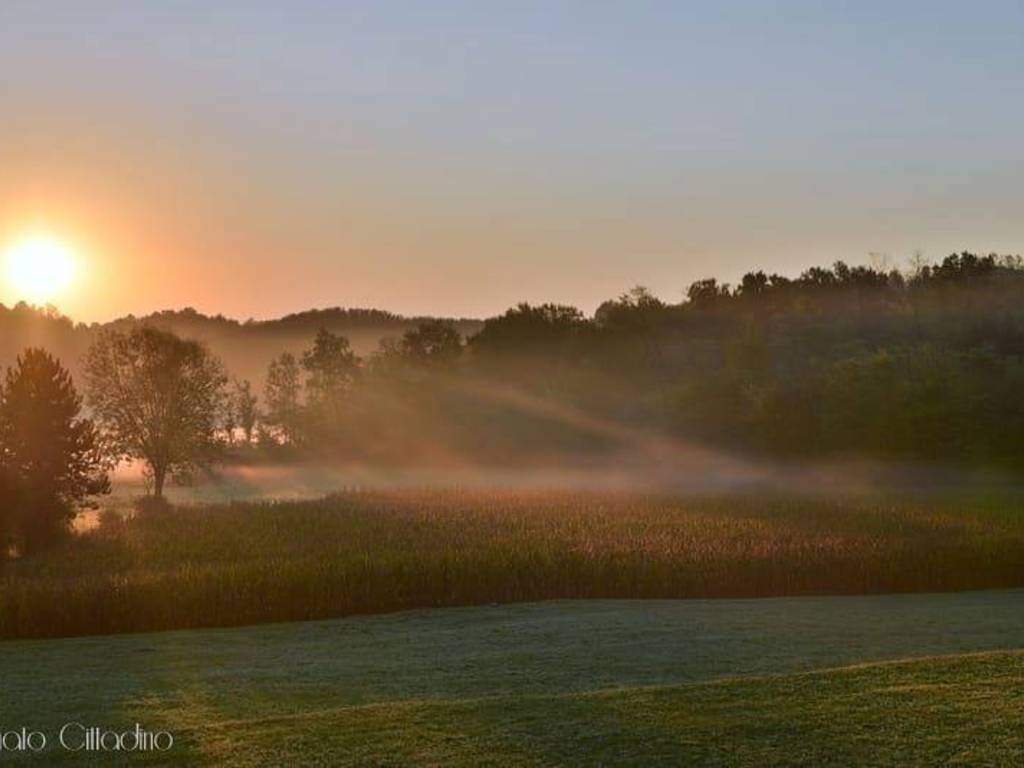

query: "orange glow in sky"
(3, 233), (77, 306)
(1, 4), (1022, 323)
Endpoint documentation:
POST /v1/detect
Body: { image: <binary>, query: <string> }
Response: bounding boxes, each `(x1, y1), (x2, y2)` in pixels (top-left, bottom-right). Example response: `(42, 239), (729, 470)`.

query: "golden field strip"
(3, 489), (1023, 639)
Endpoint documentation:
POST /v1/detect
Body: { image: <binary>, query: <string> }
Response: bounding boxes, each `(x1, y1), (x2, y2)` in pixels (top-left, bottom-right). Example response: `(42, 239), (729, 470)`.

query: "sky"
(1, 1), (1023, 322)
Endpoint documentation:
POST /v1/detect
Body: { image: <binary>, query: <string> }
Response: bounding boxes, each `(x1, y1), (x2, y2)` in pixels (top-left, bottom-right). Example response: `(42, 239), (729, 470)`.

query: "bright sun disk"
(4, 234), (77, 305)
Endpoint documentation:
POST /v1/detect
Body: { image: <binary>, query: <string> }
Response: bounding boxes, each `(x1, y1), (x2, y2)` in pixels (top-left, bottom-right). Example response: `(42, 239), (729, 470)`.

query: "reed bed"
(2, 489), (1023, 639)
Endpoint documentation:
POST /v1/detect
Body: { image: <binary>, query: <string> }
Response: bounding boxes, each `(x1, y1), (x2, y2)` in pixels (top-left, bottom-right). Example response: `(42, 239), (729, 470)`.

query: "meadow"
(3, 594), (1024, 765)
(3, 489), (1024, 640)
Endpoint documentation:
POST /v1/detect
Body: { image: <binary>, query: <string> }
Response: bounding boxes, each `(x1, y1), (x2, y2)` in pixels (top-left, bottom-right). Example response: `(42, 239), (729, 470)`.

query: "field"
(5, 489), (1024, 639)
(3, 593), (1024, 765)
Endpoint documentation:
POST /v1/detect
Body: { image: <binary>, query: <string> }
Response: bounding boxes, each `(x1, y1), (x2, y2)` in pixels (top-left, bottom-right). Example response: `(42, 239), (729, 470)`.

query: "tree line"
(254, 251), (1024, 466)
(3, 251), (1024, 554)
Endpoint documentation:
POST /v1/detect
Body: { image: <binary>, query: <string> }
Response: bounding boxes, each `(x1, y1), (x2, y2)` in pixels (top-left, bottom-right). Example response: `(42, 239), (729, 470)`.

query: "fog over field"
(112, 452), (1022, 509)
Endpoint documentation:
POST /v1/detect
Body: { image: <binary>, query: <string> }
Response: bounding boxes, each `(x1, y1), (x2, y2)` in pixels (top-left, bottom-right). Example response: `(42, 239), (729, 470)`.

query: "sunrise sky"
(2, 1), (1023, 322)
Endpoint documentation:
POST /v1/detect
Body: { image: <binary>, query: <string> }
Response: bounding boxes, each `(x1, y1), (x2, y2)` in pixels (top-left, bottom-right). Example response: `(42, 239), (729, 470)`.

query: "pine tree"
(0, 349), (110, 552)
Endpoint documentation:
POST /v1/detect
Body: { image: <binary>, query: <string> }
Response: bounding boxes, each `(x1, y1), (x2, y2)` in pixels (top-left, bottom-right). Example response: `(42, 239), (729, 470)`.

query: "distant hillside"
(0, 303), (483, 388)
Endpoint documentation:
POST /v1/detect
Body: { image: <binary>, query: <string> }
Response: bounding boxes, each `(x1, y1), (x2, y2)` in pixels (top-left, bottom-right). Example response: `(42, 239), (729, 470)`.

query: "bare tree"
(84, 326), (227, 499)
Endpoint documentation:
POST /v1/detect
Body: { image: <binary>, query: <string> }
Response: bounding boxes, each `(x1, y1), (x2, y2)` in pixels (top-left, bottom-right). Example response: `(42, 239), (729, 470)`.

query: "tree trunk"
(153, 465), (167, 499)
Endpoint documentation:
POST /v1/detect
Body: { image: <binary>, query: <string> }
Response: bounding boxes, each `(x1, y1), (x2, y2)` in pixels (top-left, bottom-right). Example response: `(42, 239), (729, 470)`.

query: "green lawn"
(3, 592), (1024, 765)
(163, 650), (1023, 767)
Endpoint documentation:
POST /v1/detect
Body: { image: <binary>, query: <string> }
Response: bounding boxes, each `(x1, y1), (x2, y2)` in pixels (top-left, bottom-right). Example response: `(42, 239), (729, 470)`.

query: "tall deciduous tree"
(299, 329), (360, 444)
(263, 352), (302, 445)
(399, 320), (462, 369)
(0, 348), (110, 552)
(302, 328), (359, 412)
(84, 326), (227, 499)
(233, 379), (259, 446)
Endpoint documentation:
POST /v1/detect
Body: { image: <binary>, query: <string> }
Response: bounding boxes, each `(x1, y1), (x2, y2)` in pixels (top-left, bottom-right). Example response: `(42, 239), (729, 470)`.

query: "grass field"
(2, 593), (1024, 765)
(4, 489), (1024, 639)
(168, 651), (1020, 766)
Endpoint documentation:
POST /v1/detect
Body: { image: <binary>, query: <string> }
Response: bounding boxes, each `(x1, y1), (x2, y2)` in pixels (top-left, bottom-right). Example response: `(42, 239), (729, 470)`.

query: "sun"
(4, 234), (78, 305)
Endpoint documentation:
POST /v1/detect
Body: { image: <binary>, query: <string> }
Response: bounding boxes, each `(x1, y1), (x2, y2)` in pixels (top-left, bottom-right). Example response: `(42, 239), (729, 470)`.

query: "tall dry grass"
(2, 489), (1023, 639)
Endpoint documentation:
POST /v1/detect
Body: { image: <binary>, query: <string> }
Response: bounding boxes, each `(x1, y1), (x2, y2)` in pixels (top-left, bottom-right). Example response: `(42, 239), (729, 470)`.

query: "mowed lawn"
(172, 651), (1022, 767)
(2, 593), (1024, 765)
(5, 490), (1024, 638)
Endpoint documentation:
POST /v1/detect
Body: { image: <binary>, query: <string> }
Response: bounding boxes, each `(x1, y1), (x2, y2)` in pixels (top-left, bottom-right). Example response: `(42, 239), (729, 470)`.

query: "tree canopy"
(84, 326), (227, 498)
